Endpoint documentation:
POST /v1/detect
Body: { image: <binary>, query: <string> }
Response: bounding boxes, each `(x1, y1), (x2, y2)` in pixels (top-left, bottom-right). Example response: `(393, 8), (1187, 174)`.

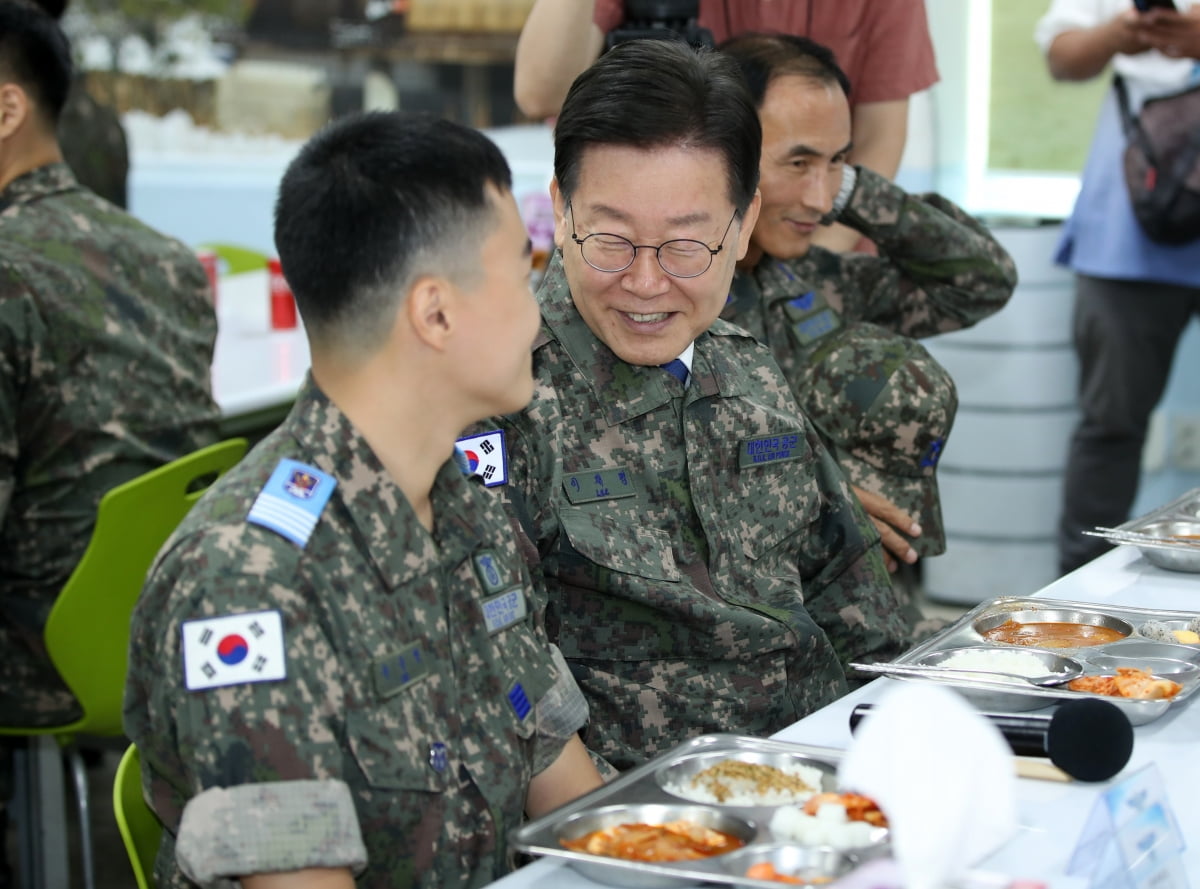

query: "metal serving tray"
(1094, 486), (1200, 572)
(868, 597), (1200, 724)
(510, 734), (885, 889)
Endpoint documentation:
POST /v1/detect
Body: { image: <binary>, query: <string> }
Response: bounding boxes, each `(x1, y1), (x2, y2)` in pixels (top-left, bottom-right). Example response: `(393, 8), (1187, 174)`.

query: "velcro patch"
(456, 430), (508, 487)
(739, 432), (804, 469)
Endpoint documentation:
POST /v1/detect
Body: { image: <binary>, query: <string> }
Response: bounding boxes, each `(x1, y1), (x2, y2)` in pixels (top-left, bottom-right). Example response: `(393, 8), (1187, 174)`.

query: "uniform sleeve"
(829, 166), (1018, 337)
(127, 531), (363, 876)
(794, 426), (924, 680)
(532, 644), (590, 774)
(849, 0), (939, 103)
(0, 276), (37, 529)
(175, 781), (367, 886)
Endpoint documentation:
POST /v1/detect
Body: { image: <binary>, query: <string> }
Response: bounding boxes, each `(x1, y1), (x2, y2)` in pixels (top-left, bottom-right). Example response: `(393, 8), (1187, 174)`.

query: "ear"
(549, 178), (569, 251)
(0, 83), (30, 141)
(733, 189), (763, 261)
(405, 274), (455, 351)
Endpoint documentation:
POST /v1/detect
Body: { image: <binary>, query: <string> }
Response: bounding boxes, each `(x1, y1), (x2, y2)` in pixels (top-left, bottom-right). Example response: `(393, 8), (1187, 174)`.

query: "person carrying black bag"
(1035, 0), (1200, 576)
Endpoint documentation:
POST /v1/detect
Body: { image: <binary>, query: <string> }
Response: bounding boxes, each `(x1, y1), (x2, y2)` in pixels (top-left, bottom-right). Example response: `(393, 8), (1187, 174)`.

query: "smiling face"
(749, 74), (852, 264)
(551, 144), (759, 367)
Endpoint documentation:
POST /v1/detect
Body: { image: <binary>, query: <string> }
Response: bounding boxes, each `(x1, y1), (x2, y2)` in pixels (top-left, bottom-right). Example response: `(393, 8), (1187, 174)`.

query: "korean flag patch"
(182, 610), (287, 691)
(455, 430), (508, 487)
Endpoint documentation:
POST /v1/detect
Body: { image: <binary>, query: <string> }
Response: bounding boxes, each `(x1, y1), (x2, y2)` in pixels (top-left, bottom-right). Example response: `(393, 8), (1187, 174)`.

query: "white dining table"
(209, 269), (311, 436)
(486, 544), (1200, 889)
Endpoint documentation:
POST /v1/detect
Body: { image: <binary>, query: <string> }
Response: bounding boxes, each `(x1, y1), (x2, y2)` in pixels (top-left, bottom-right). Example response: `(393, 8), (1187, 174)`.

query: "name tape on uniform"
(739, 432), (805, 469)
(455, 430), (508, 487)
(182, 609), (287, 691)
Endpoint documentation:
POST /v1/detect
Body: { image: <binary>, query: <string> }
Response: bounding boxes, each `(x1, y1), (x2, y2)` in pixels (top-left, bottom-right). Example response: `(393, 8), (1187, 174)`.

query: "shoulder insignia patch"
(247, 458), (337, 548)
(455, 430), (508, 487)
(181, 610), (287, 691)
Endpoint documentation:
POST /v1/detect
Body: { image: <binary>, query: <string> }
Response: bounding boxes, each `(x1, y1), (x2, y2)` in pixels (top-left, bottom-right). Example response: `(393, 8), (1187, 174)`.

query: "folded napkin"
(839, 683), (1018, 889)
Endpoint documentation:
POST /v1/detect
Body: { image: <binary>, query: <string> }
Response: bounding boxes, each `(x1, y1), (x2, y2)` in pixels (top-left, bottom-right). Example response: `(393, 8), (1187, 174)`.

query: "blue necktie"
(660, 359), (689, 386)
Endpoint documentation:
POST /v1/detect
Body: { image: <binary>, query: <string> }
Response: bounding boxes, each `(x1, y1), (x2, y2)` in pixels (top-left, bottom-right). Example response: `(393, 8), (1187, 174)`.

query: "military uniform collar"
(0, 163), (77, 212)
(286, 374), (479, 590)
(537, 252), (756, 424)
(751, 254), (823, 306)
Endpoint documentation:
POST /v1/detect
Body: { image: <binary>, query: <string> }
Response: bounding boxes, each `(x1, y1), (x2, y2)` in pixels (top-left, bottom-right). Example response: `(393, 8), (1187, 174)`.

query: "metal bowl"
(1083, 638), (1200, 680)
(714, 843), (856, 887)
(554, 803), (759, 889)
(1129, 520), (1200, 572)
(656, 750), (836, 807)
(1137, 619), (1200, 645)
(917, 645), (1084, 682)
(972, 608), (1133, 649)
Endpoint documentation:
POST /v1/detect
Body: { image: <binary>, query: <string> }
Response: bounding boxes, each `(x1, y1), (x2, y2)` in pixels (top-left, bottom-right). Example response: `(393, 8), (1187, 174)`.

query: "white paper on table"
(839, 682), (1019, 889)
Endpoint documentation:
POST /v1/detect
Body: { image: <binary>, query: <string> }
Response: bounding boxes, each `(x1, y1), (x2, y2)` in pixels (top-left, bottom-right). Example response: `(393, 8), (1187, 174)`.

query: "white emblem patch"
(455, 430), (508, 487)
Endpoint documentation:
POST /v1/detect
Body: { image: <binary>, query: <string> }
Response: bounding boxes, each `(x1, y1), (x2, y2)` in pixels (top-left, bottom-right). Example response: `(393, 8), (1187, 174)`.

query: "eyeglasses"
(567, 204), (737, 279)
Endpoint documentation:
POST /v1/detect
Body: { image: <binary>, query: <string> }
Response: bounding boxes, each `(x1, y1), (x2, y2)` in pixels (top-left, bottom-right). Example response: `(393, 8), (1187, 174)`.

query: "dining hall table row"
(485, 543), (1200, 889)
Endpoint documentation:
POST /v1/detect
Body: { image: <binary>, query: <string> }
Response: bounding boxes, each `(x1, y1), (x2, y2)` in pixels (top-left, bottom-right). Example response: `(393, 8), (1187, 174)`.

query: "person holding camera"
(513, 0), (938, 254)
(1035, 0), (1200, 576)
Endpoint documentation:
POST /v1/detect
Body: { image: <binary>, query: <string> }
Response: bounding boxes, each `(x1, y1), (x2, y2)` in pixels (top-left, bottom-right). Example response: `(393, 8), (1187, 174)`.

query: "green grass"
(988, 0), (1110, 171)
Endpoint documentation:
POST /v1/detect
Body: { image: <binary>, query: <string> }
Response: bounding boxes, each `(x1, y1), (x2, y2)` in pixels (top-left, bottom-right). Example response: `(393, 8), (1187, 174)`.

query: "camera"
(604, 0), (715, 53)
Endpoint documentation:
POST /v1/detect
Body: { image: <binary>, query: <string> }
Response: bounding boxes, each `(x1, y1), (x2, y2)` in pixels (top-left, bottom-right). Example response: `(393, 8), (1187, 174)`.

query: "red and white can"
(268, 257), (297, 330)
(196, 249), (219, 307)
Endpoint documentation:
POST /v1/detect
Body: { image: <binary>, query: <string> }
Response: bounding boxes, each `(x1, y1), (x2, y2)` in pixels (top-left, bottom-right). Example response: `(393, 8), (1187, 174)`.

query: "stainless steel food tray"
(1094, 486), (1200, 572)
(870, 596), (1200, 724)
(510, 733), (883, 889)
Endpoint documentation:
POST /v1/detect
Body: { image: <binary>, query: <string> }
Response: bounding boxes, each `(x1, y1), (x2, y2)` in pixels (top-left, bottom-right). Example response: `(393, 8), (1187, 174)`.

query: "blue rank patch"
(481, 586), (527, 634)
(738, 432), (804, 469)
(247, 459), (337, 548)
(920, 437), (945, 469)
(507, 681), (532, 721)
(787, 291), (816, 311)
(428, 742), (448, 773)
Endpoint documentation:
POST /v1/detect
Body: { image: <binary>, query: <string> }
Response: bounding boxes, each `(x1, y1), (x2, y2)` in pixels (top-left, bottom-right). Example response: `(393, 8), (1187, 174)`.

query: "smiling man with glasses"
(466, 39), (918, 772)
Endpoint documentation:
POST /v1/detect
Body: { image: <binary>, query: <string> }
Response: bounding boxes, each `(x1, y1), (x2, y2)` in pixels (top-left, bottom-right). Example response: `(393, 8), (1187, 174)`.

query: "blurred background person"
(1035, 0), (1200, 575)
(513, 0), (938, 253)
(32, 0), (129, 207)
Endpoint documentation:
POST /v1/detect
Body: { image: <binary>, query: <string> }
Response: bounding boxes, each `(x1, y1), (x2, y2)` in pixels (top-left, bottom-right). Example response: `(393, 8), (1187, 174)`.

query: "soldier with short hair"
(468, 40), (917, 773)
(717, 32), (1017, 569)
(0, 0), (218, 730)
(123, 109), (603, 889)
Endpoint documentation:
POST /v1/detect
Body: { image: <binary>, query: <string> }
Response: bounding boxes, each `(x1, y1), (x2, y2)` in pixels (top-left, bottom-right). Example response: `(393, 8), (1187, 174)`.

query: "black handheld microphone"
(849, 698), (1134, 782)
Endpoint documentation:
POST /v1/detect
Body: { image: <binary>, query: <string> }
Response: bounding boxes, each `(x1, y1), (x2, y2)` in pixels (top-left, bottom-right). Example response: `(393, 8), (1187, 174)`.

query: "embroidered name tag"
(563, 468), (638, 504)
(373, 643), (430, 698)
(792, 308), (841, 344)
(481, 586), (527, 634)
(739, 432), (804, 469)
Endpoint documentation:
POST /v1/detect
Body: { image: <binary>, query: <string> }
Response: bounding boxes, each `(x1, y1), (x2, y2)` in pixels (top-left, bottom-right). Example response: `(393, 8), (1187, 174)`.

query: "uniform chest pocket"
(558, 507), (681, 582)
(732, 432), (822, 561)
(345, 694), (450, 792)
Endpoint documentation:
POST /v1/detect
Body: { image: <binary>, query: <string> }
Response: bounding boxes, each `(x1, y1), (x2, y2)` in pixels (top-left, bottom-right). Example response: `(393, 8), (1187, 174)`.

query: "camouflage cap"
(803, 323), (957, 556)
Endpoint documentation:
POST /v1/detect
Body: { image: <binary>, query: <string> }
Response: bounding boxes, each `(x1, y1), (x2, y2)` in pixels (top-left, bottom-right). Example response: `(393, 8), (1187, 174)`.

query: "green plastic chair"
(198, 242), (270, 276)
(0, 438), (247, 889)
(114, 744), (161, 889)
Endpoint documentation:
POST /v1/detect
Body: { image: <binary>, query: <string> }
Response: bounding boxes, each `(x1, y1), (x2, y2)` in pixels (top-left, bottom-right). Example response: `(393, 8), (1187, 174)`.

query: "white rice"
(662, 761), (826, 807)
(937, 648), (1060, 678)
(769, 801), (879, 850)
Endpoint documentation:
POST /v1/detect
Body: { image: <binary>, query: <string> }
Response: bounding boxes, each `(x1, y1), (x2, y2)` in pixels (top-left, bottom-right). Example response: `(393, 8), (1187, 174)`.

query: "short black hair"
(0, 0), (72, 125)
(30, 0), (67, 21)
(274, 111), (513, 353)
(554, 39), (760, 216)
(718, 33), (852, 108)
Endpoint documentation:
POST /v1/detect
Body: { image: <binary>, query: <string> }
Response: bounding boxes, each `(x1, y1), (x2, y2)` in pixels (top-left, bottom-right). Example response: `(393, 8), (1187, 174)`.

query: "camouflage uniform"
(58, 79), (129, 208)
(0, 163), (218, 727)
(722, 165), (1017, 550)
(124, 377), (589, 889)
(482, 254), (917, 772)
